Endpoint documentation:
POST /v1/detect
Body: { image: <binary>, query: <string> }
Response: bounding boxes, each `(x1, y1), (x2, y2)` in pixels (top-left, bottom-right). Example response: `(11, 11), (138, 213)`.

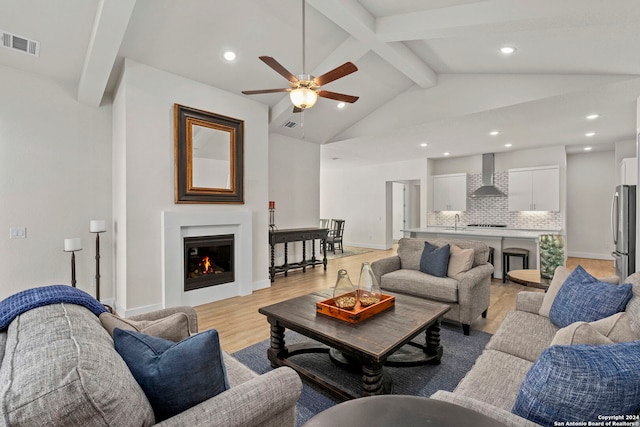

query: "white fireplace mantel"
(161, 210), (253, 307)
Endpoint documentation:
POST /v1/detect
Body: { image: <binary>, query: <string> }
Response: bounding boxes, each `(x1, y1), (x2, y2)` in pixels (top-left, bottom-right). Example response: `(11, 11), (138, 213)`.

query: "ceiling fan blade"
(314, 62), (358, 86)
(318, 90), (359, 103)
(242, 88), (290, 95)
(259, 56), (298, 83)
(292, 106), (303, 113)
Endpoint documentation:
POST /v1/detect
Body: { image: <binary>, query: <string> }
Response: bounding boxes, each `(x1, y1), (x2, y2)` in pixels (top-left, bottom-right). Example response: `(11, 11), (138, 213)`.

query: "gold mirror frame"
(174, 104), (244, 203)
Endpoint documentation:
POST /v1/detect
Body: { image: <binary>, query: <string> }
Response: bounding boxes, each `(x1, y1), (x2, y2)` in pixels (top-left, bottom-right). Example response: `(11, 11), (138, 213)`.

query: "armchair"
(371, 237), (493, 335)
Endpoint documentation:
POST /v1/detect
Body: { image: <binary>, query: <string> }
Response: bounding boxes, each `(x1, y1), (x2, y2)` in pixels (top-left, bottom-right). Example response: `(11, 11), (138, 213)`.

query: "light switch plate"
(10, 227), (26, 239)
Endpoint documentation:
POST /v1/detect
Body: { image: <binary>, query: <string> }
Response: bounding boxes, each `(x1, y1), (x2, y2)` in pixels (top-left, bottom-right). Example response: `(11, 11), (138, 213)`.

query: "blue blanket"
(0, 285), (108, 330)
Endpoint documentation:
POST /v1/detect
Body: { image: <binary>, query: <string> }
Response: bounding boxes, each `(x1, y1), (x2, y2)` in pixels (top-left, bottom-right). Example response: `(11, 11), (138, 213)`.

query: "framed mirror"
(174, 104), (244, 203)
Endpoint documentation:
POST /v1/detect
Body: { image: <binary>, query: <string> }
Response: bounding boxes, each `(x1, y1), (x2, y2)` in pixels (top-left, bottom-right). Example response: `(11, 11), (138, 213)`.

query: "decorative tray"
(316, 294), (395, 323)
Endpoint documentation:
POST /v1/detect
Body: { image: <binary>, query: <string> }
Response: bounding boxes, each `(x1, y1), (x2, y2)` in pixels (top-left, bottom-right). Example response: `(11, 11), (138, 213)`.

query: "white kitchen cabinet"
(619, 157), (637, 185)
(508, 166), (559, 212)
(432, 173), (467, 211)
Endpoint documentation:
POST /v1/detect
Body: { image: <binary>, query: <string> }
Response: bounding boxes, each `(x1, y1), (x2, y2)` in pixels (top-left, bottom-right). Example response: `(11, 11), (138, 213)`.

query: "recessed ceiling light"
(420, 143), (428, 147)
(504, 143), (512, 147)
(443, 152), (450, 156)
(586, 114), (599, 120)
(490, 130), (500, 136)
(585, 132), (596, 137)
(500, 46), (516, 55)
(584, 147), (593, 151)
(222, 50), (237, 62)
(337, 102), (346, 109)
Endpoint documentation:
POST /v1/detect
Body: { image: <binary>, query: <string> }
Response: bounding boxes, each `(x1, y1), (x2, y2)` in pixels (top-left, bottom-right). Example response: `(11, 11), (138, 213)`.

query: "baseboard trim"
(253, 279), (271, 291)
(344, 242), (390, 250)
(567, 251), (613, 261)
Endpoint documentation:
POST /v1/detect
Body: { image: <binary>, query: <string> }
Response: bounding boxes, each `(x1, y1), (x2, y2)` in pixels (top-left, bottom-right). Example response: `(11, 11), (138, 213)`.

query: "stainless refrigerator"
(611, 184), (636, 281)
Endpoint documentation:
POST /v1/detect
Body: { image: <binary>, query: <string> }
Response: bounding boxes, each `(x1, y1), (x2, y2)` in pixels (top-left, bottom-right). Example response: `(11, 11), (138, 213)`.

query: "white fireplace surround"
(161, 211), (253, 307)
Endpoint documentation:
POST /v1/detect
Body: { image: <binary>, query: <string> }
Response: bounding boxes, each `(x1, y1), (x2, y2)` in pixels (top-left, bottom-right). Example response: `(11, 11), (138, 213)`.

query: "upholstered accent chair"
(372, 237), (494, 335)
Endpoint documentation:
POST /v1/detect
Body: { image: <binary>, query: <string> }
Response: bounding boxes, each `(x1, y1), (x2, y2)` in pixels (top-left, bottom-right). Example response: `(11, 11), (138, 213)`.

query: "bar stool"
(502, 248), (529, 283)
(488, 247), (495, 265)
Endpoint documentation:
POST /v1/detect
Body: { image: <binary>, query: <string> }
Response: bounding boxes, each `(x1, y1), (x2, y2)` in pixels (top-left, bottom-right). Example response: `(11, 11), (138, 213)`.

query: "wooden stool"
(503, 248), (529, 283)
(488, 247), (495, 265)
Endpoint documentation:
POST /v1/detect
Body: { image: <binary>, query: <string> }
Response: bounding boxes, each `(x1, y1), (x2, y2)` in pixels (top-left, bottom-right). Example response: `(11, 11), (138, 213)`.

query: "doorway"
(388, 180), (421, 245)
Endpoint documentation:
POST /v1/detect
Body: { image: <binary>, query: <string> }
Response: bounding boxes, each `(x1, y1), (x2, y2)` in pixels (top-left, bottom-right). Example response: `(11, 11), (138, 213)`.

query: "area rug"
(232, 323), (491, 426)
(326, 246), (372, 260)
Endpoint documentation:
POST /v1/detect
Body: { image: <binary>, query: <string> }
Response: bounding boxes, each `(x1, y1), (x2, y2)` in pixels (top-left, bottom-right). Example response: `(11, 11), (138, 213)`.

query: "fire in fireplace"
(184, 234), (234, 291)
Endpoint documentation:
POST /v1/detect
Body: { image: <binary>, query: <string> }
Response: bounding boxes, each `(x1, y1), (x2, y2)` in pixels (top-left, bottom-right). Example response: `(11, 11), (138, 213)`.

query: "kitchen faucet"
(454, 214), (461, 231)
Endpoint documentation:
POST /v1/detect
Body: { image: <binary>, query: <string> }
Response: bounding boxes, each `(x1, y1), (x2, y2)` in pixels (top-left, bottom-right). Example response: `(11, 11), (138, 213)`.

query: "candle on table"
(64, 238), (82, 252)
(90, 220), (106, 233)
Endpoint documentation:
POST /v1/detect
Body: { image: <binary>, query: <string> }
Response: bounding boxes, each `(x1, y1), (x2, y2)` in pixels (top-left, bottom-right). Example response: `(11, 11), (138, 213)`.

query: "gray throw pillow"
(100, 312), (191, 342)
(447, 244), (474, 277)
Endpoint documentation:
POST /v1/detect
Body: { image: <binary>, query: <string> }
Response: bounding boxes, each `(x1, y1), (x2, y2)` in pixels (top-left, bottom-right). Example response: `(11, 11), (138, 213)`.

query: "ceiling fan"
(242, 0), (359, 112)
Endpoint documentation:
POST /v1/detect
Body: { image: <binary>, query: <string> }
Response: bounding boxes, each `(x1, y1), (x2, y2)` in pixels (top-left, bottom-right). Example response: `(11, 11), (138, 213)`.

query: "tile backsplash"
(428, 172), (563, 230)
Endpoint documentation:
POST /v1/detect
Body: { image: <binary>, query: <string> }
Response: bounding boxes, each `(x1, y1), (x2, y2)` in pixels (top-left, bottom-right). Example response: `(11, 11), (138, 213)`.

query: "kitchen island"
(403, 226), (563, 280)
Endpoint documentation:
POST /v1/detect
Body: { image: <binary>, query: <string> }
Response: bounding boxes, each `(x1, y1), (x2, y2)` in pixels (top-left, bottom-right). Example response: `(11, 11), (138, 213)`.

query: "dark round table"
(301, 395), (509, 427)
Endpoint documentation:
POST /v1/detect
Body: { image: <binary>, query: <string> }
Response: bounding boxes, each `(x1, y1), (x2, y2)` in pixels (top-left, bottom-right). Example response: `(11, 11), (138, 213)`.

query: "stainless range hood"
(470, 153), (506, 198)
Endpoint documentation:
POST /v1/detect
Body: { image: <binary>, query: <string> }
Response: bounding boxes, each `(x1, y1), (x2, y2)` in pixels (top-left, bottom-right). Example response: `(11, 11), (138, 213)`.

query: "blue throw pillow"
(419, 242), (450, 277)
(114, 328), (229, 422)
(512, 341), (640, 427)
(549, 265), (632, 328)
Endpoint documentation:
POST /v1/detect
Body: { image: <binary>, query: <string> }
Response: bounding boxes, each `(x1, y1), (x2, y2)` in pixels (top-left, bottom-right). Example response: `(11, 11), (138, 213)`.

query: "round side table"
(506, 269), (550, 291)
(302, 395), (508, 427)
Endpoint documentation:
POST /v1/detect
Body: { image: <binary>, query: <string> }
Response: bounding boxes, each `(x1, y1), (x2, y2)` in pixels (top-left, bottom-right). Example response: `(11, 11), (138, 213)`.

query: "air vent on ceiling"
(1, 30), (40, 57)
(282, 120), (299, 129)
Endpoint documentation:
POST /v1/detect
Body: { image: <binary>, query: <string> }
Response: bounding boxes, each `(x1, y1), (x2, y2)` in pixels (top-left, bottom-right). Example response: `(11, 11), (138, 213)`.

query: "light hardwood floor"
(195, 248), (614, 354)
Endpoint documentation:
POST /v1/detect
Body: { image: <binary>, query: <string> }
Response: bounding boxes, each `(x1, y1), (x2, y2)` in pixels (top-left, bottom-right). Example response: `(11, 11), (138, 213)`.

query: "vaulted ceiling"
(2, 0), (640, 168)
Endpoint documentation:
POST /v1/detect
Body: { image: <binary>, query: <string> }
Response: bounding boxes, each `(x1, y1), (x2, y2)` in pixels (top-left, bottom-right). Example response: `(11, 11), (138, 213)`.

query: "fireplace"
(162, 211), (254, 308)
(184, 235), (234, 291)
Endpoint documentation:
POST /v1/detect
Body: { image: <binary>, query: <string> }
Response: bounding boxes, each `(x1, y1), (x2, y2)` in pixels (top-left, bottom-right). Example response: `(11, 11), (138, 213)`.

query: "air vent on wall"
(282, 120), (299, 129)
(1, 30), (40, 57)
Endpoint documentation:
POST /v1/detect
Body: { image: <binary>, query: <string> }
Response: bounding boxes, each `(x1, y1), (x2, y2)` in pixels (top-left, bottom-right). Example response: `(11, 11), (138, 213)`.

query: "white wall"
(269, 134), (320, 228)
(432, 156), (478, 175)
(615, 139), (636, 165)
(320, 158), (427, 249)
(566, 150), (615, 259)
(268, 133), (321, 262)
(112, 60), (269, 313)
(0, 65), (112, 300)
(392, 182), (405, 241)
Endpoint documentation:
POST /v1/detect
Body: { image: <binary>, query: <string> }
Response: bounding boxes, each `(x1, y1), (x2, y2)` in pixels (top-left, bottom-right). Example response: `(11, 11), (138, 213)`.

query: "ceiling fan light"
(500, 46), (516, 55)
(290, 88), (318, 109)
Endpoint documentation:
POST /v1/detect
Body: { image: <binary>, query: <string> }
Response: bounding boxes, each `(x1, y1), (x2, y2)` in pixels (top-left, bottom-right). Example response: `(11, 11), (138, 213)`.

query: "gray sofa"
(431, 267), (639, 426)
(371, 237), (494, 335)
(0, 303), (302, 426)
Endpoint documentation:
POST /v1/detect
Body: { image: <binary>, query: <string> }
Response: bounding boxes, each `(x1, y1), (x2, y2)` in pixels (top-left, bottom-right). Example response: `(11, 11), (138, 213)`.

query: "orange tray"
(316, 293), (395, 323)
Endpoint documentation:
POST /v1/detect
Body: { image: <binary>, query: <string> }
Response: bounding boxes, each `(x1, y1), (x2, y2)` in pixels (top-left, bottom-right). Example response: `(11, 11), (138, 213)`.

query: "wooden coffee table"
(258, 290), (450, 400)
